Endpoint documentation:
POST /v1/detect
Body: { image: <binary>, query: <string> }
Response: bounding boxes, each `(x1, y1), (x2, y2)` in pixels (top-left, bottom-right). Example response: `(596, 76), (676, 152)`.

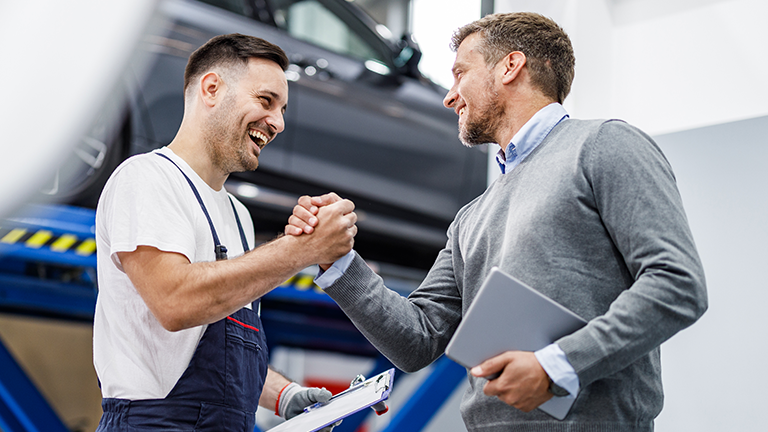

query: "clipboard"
(445, 267), (586, 420)
(266, 369), (395, 432)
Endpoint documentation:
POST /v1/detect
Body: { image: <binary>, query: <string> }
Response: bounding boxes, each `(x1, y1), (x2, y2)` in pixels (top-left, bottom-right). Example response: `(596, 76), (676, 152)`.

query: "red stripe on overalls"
(226, 316), (260, 331)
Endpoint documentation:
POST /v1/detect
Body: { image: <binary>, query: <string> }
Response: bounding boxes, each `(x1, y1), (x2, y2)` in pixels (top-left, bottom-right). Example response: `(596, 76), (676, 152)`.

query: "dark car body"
(51, 0), (487, 270)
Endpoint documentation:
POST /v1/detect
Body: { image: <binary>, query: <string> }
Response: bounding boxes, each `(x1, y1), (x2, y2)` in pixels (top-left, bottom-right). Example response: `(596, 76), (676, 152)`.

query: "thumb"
(312, 192), (342, 207)
(306, 387), (333, 404)
(471, 356), (506, 379)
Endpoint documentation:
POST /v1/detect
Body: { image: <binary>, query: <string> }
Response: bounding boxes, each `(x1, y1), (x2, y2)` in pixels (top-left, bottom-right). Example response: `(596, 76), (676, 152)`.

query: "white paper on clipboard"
(266, 368), (395, 432)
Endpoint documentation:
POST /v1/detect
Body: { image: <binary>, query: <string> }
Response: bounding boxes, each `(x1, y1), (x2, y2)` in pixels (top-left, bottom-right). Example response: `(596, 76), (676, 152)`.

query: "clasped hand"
(286, 193), (357, 268)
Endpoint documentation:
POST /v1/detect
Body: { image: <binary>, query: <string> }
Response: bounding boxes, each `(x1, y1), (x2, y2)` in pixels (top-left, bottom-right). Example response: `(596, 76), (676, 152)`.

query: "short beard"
(459, 78), (505, 148)
(203, 92), (259, 174)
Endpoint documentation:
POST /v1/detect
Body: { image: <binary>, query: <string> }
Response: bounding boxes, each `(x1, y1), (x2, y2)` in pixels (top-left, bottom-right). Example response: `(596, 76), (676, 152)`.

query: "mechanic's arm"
(259, 368), (291, 409)
(119, 199), (357, 332)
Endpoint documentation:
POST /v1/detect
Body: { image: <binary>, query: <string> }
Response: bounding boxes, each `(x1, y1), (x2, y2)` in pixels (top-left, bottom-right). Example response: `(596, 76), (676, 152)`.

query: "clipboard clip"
(303, 373), (390, 415)
(349, 374), (389, 415)
(370, 375), (389, 415)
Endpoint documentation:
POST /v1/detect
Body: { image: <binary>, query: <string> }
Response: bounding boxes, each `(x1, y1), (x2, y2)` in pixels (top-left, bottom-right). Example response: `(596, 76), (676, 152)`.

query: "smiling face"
(204, 57), (288, 173)
(443, 33), (506, 147)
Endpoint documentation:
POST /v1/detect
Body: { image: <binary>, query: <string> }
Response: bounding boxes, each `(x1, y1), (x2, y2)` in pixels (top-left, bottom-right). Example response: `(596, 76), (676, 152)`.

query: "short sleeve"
(100, 156), (199, 270)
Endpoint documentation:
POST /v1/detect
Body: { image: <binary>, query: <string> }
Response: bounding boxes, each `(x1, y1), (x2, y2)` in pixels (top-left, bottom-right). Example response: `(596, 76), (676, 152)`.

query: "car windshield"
(271, 0), (387, 64)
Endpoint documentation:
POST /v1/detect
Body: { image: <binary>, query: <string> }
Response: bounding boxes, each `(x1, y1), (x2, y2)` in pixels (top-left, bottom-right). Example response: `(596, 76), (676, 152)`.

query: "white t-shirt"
(93, 147), (256, 400)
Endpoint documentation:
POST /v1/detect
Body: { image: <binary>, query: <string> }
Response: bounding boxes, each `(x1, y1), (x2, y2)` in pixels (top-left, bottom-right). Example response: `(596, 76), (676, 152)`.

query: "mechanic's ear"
(199, 72), (222, 107)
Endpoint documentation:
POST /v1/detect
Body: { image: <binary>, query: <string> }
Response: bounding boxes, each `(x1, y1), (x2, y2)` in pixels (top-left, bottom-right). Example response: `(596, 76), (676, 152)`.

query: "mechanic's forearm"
(141, 235), (316, 331)
(259, 367), (292, 410)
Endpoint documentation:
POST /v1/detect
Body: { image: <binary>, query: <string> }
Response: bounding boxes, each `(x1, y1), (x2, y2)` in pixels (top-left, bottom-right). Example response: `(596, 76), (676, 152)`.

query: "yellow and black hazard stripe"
(0, 227), (96, 257)
(280, 273), (324, 293)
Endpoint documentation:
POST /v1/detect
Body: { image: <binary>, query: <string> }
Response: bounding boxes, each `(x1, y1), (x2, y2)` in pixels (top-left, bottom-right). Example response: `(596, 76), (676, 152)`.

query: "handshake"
(284, 193), (357, 270)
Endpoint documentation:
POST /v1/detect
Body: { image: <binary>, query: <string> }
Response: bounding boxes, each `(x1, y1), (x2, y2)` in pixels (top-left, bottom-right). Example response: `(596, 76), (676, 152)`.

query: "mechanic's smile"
(249, 129), (269, 148)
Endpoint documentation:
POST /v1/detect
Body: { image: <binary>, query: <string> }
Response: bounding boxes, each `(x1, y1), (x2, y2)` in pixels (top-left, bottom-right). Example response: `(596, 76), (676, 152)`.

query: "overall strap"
(228, 195), (258, 310)
(228, 196), (250, 252)
(157, 152), (233, 260)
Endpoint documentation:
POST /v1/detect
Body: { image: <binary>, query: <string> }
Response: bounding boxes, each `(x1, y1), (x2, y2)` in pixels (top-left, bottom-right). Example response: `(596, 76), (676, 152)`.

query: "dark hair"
(451, 12), (575, 104)
(184, 33), (289, 95)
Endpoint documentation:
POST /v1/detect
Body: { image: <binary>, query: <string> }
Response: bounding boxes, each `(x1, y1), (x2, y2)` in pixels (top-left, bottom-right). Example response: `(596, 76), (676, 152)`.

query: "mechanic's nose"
(268, 111), (285, 134)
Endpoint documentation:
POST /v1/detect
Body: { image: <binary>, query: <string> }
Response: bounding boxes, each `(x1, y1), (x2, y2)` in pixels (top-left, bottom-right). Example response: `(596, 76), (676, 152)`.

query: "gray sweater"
(325, 119), (708, 431)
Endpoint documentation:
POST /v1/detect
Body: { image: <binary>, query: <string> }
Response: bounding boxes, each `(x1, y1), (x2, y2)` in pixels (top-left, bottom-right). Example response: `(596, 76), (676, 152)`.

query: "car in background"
(43, 0), (488, 270)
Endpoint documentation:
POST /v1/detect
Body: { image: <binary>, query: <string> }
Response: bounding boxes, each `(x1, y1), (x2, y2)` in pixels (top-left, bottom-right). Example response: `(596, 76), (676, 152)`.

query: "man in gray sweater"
(287, 12), (707, 431)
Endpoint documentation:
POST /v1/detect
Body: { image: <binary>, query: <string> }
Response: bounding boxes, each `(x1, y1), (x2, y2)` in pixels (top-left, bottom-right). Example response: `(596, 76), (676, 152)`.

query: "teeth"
(459, 107), (465, 116)
(249, 130), (268, 146)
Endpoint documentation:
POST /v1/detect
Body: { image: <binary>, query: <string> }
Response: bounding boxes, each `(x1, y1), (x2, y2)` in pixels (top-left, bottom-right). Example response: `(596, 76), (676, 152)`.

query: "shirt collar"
(495, 103), (569, 174)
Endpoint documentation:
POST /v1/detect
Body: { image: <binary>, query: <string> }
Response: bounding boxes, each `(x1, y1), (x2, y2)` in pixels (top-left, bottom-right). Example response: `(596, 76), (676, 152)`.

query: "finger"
(288, 214), (314, 234)
(310, 192), (341, 207)
(297, 195), (319, 215)
(284, 224), (303, 236)
(308, 387), (332, 404)
(292, 205), (319, 227)
(327, 198), (355, 215)
(471, 353), (510, 379)
(341, 213), (357, 229)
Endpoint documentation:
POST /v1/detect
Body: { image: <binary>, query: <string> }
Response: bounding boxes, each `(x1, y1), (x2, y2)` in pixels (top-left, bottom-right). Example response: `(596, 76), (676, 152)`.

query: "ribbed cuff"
(276, 382), (300, 418)
(327, 252), (382, 301)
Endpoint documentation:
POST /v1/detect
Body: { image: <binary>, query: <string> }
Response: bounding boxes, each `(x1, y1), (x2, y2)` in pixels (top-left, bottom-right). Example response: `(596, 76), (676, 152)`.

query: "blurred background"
(0, 0), (766, 431)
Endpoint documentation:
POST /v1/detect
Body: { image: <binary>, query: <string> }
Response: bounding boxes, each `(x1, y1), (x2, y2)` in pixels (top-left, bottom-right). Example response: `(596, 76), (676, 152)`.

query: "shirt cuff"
(314, 251), (355, 289)
(534, 343), (580, 397)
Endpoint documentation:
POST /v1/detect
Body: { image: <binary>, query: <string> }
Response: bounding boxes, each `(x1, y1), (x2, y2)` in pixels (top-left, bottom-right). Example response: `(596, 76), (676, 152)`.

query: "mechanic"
(286, 12), (708, 431)
(93, 34), (356, 432)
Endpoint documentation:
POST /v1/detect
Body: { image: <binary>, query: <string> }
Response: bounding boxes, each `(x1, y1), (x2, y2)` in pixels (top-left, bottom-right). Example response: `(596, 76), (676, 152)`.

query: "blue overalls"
(96, 153), (269, 431)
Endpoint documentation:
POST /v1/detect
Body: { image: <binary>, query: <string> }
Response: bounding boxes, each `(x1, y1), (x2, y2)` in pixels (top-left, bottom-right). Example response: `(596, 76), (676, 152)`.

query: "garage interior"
(1, 0), (767, 431)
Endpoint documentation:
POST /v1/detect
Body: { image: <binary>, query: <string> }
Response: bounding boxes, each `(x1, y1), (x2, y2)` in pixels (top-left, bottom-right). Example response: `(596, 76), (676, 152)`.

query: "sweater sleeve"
(324, 238), (463, 373)
(557, 120), (708, 388)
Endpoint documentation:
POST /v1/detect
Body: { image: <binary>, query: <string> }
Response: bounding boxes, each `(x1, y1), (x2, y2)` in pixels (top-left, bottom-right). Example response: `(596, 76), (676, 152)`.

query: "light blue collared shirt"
(316, 103), (579, 397)
(496, 102), (569, 175)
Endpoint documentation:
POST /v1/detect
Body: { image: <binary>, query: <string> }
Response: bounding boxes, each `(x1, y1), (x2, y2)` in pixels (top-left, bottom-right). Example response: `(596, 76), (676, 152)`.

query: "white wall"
(411, 0), (482, 88)
(496, 0), (768, 136)
(609, 0), (768, 135)
(653, 116), (768, 431)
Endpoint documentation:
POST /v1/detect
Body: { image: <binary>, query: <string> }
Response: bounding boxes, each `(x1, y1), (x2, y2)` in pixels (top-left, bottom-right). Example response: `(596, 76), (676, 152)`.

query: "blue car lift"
(0, 204), (465, 432)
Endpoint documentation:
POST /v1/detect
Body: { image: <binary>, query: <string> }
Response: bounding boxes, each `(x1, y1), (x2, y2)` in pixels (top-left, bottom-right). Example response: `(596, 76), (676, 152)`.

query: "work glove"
(278, 382), (341, 431)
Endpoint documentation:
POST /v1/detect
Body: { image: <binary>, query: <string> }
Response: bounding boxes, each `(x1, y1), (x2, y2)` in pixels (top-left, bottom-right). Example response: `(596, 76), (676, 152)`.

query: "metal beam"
(0, 336), (70, 432)
(380, 356), (466, 432)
